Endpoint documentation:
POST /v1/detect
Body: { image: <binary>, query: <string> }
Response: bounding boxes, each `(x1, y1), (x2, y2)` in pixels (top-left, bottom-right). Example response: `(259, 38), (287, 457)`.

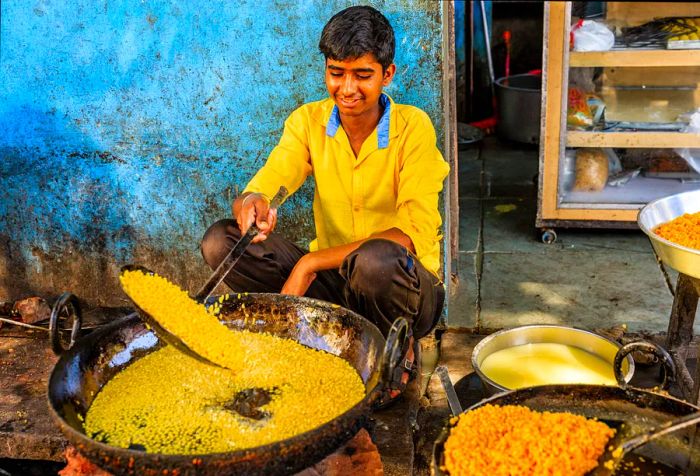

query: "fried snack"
(83, 270), (365, 454)
(654, 211), (700, 251)
(573, 148), (608, 192)
(442, 404), (614, 476)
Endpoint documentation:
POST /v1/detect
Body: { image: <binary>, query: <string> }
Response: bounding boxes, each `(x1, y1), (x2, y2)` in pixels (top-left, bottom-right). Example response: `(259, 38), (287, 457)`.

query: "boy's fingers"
(254, 200), (270, 228)
(265, 209), (277, 232)
(251, 233), (268, 243)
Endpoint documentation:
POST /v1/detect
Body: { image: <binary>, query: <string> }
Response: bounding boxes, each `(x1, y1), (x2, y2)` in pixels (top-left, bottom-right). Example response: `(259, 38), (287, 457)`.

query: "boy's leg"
(200, 219), (346, 302)
(339, 238), (445, 339)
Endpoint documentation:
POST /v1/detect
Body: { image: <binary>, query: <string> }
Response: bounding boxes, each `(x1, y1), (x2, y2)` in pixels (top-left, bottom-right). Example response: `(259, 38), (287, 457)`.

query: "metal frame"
(443, 0), (458, 325)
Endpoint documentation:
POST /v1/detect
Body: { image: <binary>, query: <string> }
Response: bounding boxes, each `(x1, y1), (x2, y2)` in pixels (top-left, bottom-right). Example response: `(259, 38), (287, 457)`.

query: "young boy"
(201, 5), (449, 401)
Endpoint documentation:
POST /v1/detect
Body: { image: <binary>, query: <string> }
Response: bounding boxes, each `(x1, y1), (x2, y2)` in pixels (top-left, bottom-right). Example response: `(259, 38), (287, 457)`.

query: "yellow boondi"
(83, 270), (365, 454)
(654, 211), (700, 251)
(442, 404), (614, 476)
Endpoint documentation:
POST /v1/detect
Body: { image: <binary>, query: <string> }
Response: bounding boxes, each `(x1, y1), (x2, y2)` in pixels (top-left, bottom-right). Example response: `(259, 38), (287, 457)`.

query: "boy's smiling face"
(325, 53), (395, 120)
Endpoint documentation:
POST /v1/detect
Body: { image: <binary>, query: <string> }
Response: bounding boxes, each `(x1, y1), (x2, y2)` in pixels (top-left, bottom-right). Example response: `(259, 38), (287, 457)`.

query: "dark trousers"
(200, 219), (445, 339)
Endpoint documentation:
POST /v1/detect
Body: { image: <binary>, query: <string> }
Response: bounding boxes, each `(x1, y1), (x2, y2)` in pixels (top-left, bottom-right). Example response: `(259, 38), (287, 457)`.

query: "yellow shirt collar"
(311, 94), (401, 148)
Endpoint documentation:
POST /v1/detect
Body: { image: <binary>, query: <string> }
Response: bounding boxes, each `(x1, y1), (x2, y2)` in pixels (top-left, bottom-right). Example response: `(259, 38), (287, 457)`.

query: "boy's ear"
(382, 63), (396, 86)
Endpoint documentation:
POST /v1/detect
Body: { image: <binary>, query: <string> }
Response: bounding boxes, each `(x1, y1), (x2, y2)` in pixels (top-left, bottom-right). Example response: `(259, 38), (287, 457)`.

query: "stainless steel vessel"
(495, 73), (542, 144)
(638, 189), (700, 280)
(471, 325), (634, 394)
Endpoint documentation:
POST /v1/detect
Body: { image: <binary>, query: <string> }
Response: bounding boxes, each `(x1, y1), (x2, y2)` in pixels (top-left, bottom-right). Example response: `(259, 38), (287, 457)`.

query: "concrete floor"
(447, 136), (697, 334)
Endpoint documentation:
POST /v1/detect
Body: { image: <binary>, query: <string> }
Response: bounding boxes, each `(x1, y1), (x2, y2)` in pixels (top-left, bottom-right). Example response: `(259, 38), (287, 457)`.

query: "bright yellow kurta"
(244, 95), (450, 275)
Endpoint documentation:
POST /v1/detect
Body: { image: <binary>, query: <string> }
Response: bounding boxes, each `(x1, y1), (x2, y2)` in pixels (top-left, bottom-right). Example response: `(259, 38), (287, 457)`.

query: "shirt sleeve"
(394, 109), (451, 263)
(243, 107), (312, 201)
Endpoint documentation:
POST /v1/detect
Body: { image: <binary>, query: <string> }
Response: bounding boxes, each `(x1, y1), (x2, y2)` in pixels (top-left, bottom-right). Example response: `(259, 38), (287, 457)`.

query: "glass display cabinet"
(537, 1), (700, 243)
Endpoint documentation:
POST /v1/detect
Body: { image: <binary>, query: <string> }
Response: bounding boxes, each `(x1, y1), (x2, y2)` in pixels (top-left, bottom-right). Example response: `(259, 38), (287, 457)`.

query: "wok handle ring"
(614, 340), (676, 391)
(380, 317), (410, 385)
(49, 292), (82, 355)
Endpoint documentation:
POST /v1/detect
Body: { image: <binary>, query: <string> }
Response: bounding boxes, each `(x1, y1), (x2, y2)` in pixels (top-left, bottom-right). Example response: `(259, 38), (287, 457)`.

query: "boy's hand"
(281, 255), (317, 296)
(233, 193), (277, 243)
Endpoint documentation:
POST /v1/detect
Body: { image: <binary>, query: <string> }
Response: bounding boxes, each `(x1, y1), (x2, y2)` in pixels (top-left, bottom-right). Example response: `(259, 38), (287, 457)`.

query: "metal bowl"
(638, 189), (700, 280)
(471, 325), (634, 395)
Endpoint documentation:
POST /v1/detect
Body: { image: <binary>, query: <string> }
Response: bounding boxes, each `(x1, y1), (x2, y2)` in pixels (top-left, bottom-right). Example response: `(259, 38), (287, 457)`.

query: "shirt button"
(353, 205), (360, 212)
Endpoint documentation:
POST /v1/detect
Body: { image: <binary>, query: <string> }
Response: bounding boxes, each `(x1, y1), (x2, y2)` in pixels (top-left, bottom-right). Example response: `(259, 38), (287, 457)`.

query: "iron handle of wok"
(613, 341), (676, 391)
(379, 317), (410, 388)
(194, 186), (288, 302)
(48, 292), (83, 355)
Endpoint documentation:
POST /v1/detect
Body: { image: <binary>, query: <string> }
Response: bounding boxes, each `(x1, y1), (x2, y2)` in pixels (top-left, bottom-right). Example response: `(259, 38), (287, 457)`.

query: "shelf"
(561, 175), (700, 207)
(566, 131), (700, 148)
(570, 49), (700, 67)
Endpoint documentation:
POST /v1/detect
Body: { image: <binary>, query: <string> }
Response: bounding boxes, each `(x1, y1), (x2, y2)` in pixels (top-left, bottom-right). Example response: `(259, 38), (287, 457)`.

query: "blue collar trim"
(326, 93), (391, 149)
(376, 94), (391, 149)
(326, 105), (341, 138)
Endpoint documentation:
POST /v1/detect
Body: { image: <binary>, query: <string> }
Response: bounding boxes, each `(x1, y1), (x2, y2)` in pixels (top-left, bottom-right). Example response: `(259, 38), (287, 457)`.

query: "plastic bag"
(572, 20), (615, 52)
(675, 110), (700, 174)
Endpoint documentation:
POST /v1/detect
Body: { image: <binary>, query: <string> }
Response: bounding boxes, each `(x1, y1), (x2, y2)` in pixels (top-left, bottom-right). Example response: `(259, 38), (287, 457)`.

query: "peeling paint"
(0, 0), (445, 305)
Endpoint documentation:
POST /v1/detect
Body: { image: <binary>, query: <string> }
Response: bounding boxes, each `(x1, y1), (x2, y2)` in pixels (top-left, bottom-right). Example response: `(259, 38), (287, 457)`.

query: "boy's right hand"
(233, 193), (277, 243)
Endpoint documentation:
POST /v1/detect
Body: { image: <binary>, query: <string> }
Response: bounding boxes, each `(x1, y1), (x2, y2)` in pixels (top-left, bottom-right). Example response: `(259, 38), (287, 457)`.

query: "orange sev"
(442, 404), (614, 476)
(654, 211), (700, 251)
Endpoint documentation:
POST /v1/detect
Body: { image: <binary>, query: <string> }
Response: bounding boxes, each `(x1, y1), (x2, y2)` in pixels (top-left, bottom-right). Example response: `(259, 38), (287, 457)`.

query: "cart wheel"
(539, 228), (557, 244)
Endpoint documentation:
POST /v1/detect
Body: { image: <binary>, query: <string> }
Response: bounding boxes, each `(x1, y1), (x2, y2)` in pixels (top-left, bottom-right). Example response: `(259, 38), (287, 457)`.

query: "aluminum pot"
(471, 325), (637, 395)
(495, 73), (542, 144)
(638, 189), (700, 281)
(48, 293), (406, 476)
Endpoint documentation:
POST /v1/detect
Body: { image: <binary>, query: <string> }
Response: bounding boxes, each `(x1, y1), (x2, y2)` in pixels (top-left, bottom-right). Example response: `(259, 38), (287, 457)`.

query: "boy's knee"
(344, 239), (406, 295)
(200, 219), (240, 268)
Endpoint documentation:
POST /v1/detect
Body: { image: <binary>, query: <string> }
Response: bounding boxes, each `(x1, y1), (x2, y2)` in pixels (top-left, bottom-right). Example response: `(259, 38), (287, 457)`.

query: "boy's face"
(325, 53), (395, 119)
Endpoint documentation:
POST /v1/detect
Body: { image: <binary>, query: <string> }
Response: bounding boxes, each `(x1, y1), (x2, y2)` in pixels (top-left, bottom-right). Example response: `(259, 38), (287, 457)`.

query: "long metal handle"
(622, 411), (700, 455)
(479, 0), (495, 85)
(436, 365), (463, 415)
(0, 317), (49, 331)
(195, 186), (288, 302)
(593, 410), (700, 475)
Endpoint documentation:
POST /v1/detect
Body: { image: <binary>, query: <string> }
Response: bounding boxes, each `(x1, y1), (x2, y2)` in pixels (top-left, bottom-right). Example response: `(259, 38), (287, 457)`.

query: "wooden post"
(665, 273), (700, 403)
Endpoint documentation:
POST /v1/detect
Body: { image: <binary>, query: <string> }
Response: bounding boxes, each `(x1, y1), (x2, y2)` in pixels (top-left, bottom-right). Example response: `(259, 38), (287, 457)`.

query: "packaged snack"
(567, 88), (594, 129)
(574, 148), (608, 191)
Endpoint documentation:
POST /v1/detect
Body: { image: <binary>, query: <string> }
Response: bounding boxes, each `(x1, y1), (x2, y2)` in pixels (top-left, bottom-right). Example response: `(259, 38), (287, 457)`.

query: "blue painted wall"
(0, 0), (446, 305)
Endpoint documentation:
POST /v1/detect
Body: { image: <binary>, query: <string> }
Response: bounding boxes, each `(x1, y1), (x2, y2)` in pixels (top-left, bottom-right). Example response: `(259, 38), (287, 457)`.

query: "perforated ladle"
(120, 186), (287, 368)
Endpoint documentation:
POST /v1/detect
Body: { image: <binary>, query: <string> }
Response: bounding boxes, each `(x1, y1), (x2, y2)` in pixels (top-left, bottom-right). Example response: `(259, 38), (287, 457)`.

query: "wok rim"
(47, 293), (385, 471)
(494, 73), (542, 93)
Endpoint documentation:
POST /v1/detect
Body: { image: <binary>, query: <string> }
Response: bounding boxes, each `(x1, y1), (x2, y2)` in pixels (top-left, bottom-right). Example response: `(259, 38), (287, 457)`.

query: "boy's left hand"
(281, 257), (317, 296)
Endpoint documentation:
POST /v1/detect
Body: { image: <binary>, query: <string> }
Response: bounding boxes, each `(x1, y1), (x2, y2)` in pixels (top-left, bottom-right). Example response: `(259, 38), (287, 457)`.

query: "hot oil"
(615, 454), (681, 476)
(480, 343), (617, 389)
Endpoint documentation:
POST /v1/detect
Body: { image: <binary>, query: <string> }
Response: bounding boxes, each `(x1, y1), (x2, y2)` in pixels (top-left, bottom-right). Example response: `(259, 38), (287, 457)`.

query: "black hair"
(319, 6), (395, 71)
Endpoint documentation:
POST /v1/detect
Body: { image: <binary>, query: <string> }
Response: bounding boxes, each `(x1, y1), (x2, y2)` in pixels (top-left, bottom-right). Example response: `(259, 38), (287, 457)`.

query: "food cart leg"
(665, 273), (700, 404)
